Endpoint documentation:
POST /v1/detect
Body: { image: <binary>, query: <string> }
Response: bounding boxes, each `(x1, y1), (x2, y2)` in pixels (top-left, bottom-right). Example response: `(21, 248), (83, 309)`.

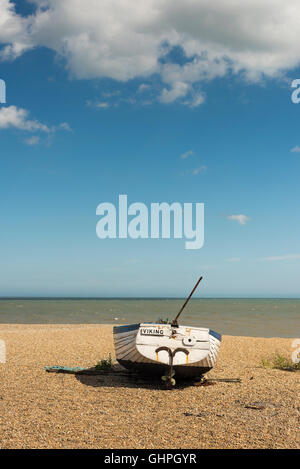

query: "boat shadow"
(75, 364), (202, 390)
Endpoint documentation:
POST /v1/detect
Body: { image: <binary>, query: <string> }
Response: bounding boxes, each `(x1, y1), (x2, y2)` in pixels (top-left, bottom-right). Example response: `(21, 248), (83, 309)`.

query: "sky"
(0, 0), (300, 297)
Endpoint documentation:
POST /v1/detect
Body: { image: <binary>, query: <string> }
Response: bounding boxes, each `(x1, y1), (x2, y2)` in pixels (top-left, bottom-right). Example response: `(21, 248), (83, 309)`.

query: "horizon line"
(0, 296), (300, 300)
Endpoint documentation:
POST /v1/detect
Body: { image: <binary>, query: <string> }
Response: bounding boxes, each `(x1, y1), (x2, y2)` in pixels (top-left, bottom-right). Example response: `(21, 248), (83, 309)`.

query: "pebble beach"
(0, 324), (299, 449)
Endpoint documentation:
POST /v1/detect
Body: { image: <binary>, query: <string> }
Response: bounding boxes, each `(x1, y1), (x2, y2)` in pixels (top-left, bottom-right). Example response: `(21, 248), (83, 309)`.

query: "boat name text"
(140, 328), (164, 336)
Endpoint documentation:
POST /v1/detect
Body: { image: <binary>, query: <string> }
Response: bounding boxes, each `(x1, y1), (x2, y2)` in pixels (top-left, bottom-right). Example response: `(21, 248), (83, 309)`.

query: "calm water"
(0, 298), (299, 337)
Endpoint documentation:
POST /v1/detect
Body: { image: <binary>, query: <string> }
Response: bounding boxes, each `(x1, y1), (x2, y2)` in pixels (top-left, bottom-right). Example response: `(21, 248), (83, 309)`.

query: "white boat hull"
(113, 323), (221, 378)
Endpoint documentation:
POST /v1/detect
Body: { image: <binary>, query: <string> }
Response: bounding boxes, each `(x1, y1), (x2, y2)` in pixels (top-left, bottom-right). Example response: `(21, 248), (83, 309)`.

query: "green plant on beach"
(157, 318), (169, 324)
(95, 353), (113, 371)
(261, 352), (300, 372)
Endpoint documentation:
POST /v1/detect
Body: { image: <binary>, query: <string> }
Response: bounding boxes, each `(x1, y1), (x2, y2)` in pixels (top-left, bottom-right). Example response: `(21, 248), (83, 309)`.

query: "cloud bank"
(2, 1), (300, 105)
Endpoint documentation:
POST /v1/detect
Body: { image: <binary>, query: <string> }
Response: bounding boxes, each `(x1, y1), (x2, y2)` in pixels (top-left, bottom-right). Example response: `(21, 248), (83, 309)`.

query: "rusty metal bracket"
(155, 346), (189, 387)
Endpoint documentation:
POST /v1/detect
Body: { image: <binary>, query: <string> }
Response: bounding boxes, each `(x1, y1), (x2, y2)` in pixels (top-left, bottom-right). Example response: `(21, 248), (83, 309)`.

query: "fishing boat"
(113, 277), (221, 385)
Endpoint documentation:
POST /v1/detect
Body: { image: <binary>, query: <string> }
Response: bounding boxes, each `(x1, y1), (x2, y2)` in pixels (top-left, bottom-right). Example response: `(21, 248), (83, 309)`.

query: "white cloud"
(59, 122), (72, 132)
(181, 150), (206, 174)
(227, 214), (251, 225)
(159, 81), (190, 104)
(87, 100), (110, 109)
(0, 106), (50, 132)
(0, 0), (33, 60)
(24, 135), (40, 146)
(291, 145), (300, 153)
(183, 165), (207, 176)
(187, 93), (205, 108)
(102, 91), (120, 98)
(3, 1), (300, 104)
(259, 254), (300, 261)
(96, 102), (110, 109)
(192, 166), (206, 175)
(180, 150), (194, 159)
(138, 84), (150, 93)
(0, 106), (72, 140)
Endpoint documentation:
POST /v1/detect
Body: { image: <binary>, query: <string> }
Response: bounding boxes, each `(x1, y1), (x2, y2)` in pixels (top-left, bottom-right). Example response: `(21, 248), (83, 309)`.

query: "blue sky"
(0, 0), (300, 297)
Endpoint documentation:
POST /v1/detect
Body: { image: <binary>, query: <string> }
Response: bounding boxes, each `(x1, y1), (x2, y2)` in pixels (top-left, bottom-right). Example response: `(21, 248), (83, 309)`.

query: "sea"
(0, 298), (299, 337)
